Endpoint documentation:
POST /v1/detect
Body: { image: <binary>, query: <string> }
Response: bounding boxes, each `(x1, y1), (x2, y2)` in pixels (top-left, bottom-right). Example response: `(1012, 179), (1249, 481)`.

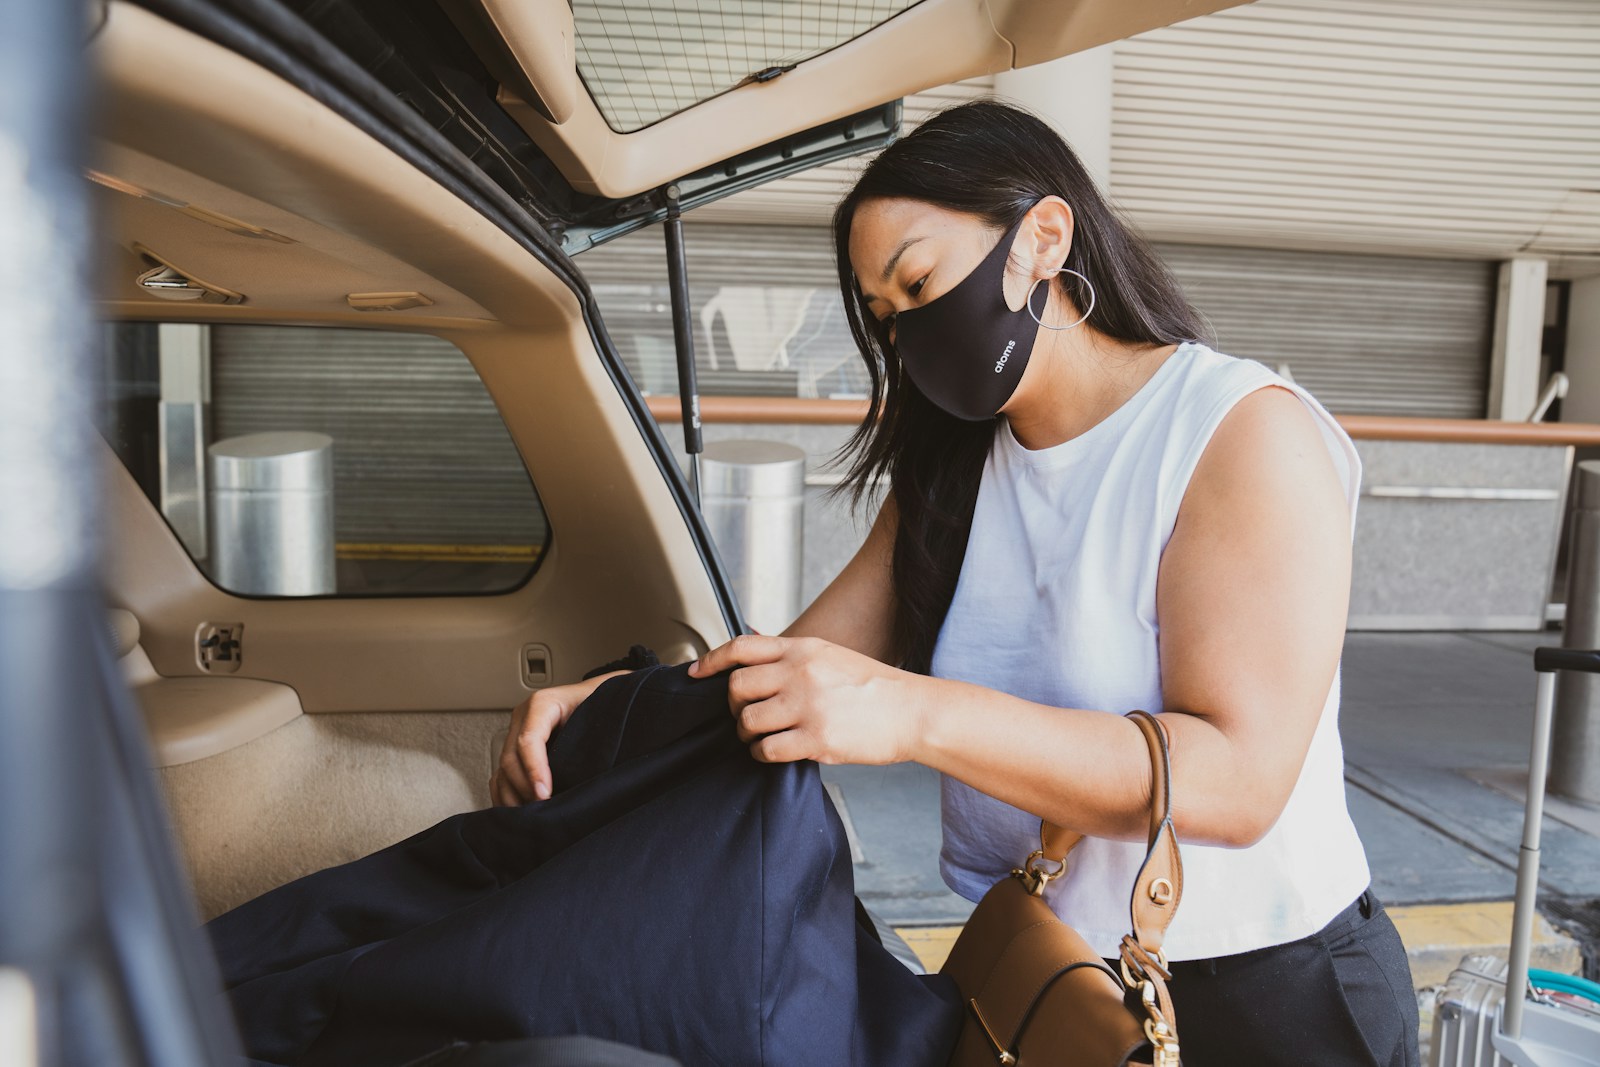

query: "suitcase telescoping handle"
(1533, 647), (1600, 675)
(1502, 648), (1599, 1040)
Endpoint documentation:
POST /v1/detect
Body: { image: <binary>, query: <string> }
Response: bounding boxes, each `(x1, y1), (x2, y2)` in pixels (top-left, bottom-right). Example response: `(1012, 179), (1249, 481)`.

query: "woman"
(493, 100), (1419, 1066)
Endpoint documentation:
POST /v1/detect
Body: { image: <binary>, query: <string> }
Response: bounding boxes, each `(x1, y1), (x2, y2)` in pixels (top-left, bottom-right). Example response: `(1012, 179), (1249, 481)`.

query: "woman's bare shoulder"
(1183, 382), (1348, 527)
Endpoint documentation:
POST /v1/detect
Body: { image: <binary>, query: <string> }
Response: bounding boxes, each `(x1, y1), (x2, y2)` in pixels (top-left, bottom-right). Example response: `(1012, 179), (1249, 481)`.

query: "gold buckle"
(1119, 946), (1168, 988)
(1009, 849), (1067, 897)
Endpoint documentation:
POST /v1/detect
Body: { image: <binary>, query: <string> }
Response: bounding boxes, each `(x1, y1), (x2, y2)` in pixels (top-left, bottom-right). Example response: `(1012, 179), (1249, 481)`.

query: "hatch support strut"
(662, 183), (704, 507)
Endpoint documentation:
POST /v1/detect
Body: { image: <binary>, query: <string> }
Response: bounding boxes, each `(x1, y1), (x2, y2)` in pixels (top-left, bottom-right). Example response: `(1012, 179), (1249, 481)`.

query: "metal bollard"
(699, 440), (805, 637)
(207, 432), (336, 596)
(1554, 460), (1600, 805)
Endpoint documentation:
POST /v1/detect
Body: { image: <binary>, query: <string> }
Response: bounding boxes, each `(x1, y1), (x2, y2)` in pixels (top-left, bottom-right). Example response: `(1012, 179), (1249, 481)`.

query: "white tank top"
(930, 339), (1371, 961)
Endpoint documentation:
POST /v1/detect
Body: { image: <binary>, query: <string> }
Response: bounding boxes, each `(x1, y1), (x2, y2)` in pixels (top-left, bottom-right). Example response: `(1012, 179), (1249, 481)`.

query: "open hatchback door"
(439, 0), (1254, 251)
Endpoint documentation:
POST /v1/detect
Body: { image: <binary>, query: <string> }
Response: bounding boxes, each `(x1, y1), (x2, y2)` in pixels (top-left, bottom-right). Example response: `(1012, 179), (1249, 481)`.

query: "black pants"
(1117, 888), (1420, 1067)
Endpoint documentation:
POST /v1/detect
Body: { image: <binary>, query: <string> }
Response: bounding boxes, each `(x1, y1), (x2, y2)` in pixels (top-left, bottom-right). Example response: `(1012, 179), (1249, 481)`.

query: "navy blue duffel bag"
(205, 658), (962, 1067)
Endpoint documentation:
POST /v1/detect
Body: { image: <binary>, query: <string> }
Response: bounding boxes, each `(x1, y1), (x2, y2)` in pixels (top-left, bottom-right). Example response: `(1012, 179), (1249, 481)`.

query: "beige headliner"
(482, 0), (1253, 199)
(92, 3), (573, 328)
(92, 3), (731, 716)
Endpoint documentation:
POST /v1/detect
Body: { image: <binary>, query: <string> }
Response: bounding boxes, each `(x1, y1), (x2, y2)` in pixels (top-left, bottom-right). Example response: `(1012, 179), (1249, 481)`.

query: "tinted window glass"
(100, 322), (548, 597)
(573, 0), (924, 131)
(582, 221), (872, 400)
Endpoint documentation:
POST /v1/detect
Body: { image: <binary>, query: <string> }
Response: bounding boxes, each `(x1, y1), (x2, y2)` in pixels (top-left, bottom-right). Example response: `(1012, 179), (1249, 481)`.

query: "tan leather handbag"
(940, 710), (1183, 1067)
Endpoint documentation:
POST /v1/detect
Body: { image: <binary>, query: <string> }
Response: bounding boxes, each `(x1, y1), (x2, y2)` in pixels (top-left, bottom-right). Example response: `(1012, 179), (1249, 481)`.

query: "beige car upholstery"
(158, 692), (509, 921)
(92, 4), (734, 918)
(115, 588), (512, 921)
(140, 675), (302, 768)
(481, 0), (1252, 198)
(112, 609), (304, 769)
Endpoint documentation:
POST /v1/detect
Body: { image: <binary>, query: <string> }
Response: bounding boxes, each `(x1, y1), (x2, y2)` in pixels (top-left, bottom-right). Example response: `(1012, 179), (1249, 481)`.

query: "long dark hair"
(825, 99), (1207, 676)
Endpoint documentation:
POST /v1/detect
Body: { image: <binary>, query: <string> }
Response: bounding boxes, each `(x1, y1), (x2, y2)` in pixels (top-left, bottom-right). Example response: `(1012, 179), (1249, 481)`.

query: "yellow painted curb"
(895, 900), (1583, 990)
(893, 926), (963, 974)
(1388, 900), (1581, 989)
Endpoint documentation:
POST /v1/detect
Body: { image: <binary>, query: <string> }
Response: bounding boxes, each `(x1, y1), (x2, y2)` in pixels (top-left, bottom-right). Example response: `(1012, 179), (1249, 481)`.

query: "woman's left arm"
(689, 384), (1352, 849)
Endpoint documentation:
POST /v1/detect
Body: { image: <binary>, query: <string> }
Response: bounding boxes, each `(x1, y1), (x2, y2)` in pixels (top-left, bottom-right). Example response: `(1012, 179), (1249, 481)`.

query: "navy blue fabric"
(205, 662), (962, 1067)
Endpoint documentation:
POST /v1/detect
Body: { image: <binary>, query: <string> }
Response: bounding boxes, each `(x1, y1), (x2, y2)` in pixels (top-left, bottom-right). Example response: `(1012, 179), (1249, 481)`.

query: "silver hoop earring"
(1026, 267), (1096, 331)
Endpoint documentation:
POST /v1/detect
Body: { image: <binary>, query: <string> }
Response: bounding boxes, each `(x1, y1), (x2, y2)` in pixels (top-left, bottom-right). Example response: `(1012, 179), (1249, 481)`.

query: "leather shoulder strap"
(1023, 710), (1185, 1062)
(1124, 710), (1182, 954)
(1032, 709), (1183, 949)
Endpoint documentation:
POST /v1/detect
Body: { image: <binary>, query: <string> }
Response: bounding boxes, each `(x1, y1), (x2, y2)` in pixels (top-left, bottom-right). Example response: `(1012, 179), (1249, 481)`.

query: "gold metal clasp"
(1009, 849), (1068, 896)
(1123, 949), (1179, 1067)
(1140, 996), (1180, 1063)
(1144, 1016), (1180, 1067)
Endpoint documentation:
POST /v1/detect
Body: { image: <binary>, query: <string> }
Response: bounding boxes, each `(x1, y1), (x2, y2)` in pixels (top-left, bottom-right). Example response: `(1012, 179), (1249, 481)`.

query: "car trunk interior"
(91, 1), (733, 919)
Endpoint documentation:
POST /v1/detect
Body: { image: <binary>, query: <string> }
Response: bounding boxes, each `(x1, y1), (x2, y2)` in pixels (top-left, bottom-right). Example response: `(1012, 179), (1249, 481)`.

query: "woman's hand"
(490, 669), (628, 806)
(687, 634), (921, 766)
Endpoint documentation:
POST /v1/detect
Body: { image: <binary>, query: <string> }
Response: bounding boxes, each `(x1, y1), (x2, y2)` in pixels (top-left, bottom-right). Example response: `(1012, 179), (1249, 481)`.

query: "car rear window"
(574, 0), (925, 131)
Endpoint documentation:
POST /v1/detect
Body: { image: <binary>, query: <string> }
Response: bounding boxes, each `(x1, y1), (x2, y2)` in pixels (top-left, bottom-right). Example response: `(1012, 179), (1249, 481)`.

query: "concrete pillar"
(992, 44), (1115, 191)
(1488, 258), (1549, 421)
(1560, 275), (1600, 424)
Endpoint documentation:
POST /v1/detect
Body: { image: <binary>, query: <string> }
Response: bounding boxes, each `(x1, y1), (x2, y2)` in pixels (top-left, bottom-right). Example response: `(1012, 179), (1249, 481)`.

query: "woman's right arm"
(491, 490), (902, 806)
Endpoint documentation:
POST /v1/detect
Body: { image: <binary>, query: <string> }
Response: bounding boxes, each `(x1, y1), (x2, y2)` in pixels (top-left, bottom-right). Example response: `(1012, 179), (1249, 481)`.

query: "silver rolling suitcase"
(1429, 647), (1600, 1067)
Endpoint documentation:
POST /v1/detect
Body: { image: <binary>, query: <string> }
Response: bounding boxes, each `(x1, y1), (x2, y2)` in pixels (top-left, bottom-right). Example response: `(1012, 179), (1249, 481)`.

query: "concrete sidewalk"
(824, 630), (1600, 991)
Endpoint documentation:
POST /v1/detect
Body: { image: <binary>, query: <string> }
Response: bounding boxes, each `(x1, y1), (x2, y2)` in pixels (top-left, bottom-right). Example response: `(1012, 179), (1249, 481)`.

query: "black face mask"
(890, 208), (1043, 422)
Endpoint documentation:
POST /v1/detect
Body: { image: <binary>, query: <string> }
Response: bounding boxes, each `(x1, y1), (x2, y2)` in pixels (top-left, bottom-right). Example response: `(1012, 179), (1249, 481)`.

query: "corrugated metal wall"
(1112, 0), (1600, 274)
(1157, 243), (1493, 417)
(209, 326), (547, 548)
